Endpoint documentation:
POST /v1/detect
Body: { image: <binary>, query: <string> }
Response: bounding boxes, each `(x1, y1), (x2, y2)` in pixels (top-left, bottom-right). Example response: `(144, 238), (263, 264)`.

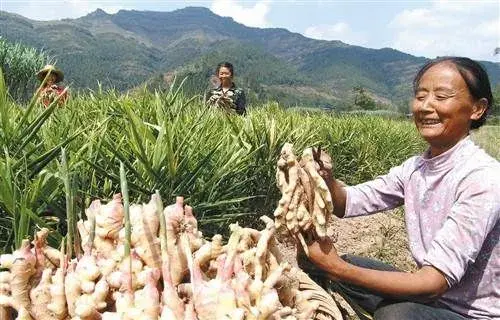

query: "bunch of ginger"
(0, 190), (341, 320)
(274, 143), (336, 254)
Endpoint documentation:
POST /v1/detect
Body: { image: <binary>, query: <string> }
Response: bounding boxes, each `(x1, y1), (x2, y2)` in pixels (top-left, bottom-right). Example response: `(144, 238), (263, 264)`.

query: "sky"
(0, 0), (499, 62)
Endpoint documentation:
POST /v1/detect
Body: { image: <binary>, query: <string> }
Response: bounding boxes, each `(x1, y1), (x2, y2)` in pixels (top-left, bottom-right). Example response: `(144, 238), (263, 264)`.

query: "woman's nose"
(419, 96), (435, 112)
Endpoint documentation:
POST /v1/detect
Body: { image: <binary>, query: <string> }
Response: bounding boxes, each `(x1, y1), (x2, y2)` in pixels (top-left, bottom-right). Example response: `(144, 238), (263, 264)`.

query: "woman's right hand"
(313, 147), (334, 183)
(313, 147), (347, 217)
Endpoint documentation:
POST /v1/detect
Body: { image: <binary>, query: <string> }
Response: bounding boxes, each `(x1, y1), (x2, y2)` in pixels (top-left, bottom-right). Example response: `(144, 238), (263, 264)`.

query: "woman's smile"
(419, 118), (441, 126)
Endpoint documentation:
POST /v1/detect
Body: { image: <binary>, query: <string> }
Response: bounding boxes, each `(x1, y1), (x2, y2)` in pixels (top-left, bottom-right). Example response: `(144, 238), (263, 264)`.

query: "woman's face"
(218, 67), (233, 86)
(412, 62), (486, 156)
(46, 73), (57, 86)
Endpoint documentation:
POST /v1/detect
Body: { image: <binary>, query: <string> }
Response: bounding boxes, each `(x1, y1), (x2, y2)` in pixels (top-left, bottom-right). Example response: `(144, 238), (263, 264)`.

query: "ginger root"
(0, 186), (341, 319)
(274, 144), (336, 250)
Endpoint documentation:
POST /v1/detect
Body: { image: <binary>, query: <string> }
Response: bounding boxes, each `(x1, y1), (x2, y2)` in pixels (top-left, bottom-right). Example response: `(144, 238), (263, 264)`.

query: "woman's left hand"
(306, 236), (344, 277)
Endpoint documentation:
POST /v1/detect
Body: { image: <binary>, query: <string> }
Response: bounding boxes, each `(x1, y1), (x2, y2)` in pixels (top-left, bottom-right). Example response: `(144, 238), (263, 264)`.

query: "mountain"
(1, 7), (499, 109)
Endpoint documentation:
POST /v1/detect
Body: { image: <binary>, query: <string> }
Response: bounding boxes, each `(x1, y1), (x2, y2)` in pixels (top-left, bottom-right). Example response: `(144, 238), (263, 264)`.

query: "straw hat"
(36, 64), (64, 83)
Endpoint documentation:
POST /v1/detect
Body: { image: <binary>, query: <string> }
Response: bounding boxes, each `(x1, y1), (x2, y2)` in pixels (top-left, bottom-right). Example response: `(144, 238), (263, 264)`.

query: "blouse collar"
(420, 136), (473, 171)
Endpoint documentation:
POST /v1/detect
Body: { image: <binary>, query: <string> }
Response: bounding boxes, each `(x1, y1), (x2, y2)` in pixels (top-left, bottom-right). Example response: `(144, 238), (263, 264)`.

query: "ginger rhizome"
(274, 143), (336, 252)
(0, 194), (331, 319)
(0, 143), (345, 319)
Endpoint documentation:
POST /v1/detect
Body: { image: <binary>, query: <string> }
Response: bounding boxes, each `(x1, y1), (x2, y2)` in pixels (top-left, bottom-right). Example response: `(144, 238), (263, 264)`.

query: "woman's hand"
(306, 236), (344, 278)
(308, 238), (449, 300)
(313, 147), (334, 184)
(312, 148), (347, 217)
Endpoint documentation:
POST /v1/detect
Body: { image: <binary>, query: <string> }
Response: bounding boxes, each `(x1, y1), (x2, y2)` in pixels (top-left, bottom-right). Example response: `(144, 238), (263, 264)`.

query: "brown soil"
(331, 209), (417, 319)
(276, 208), (416, 271)
(332, 208), (417, 272)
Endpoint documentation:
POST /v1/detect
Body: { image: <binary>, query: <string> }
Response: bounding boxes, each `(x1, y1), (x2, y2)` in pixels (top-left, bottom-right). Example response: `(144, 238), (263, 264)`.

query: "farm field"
(0, 76), (428, 319)
(1, 70), (499, 320)
(2, 71), (498, 266)
(1, 8), (499, 319)
(0, 75), (428, 252)
(472, 125), (500, 160)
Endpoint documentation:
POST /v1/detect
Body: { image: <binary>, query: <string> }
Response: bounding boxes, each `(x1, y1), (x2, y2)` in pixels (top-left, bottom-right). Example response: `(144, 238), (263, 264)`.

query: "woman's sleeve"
(422, 168), (500, 286)
(345, 158), (414, 218)
(235, 90), (246, 115)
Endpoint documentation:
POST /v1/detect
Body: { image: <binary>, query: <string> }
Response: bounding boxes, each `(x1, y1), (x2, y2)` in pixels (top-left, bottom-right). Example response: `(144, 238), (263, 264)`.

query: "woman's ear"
(471, 98), (488, 121)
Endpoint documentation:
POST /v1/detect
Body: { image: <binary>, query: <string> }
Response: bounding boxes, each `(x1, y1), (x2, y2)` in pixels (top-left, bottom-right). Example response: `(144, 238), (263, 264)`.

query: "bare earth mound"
(333, 209), (416, 272)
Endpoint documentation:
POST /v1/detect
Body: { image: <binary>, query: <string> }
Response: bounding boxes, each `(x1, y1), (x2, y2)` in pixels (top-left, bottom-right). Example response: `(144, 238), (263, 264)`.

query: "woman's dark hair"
(216, 62), (234, 76)
(413, 56), (493, 129)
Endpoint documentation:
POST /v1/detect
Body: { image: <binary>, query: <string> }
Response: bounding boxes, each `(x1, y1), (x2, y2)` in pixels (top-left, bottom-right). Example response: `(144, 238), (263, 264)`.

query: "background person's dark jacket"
(205, 84), (246, 115)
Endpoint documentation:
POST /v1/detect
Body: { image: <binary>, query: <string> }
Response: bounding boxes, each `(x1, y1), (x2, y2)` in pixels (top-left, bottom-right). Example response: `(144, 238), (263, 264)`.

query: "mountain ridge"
(1, 7), (499, 109)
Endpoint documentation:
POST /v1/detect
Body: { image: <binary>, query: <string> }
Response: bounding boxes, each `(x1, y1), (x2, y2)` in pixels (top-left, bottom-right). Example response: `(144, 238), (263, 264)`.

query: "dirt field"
(326, 210), (417, 319)
(333, 208), (416, 272)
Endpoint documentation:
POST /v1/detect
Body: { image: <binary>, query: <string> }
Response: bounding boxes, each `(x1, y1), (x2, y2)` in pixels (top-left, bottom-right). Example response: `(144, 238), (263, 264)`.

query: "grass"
(0, 38), (49, 102)
(471, 125), (500, 160)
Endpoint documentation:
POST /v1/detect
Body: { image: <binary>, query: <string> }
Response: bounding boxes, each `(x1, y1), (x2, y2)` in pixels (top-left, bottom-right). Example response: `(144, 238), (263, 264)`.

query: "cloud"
(472, 19), (499, 38)
(389, 0), (499, 61)
(390, 8), (457, 29)
(433, 0), (498, 14)
(210, 0), (271, 28)
(304, 22), (367, 46)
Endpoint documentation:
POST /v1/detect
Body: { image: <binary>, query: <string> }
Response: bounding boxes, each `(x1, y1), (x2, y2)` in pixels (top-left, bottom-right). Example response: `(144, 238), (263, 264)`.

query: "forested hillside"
(1, 7), (499, 110)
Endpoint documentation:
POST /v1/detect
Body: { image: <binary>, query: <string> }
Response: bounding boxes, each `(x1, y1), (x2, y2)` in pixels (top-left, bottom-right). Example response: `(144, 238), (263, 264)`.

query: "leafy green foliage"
(0, 74), (426, 249)
(42, 88), (425, 238)
(472, 126), (500, 161)
(491, 84), (500, 117)
(352, 86), (377, 110)
(0, 38), (49, 102)
(0, 67), (80, 251)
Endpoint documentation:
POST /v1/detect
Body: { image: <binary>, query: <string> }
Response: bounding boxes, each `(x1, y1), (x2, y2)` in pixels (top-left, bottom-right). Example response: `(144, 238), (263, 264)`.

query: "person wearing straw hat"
(36, 64), (68, 107)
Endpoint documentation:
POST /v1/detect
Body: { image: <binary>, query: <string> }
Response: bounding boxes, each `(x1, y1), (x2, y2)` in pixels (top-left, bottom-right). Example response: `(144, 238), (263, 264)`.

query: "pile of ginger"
(0, 144), (344, 320)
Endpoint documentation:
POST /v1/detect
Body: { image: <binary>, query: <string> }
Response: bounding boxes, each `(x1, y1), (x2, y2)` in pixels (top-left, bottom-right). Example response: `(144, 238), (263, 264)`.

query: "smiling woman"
(304, 57), (500, 320)
(412, 58), (491, 157)
(205, 62), (246, 115)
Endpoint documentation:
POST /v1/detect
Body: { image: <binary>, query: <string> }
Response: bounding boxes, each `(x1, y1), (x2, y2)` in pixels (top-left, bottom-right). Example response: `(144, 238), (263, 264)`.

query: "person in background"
(36, 64), (68, 107)
(305, 57), (499, 320)
(206, 62), (246, 115)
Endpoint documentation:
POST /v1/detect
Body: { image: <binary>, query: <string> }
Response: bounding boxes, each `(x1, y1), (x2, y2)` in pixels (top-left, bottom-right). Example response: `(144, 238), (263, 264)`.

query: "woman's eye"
(436, 95), (449, 100)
